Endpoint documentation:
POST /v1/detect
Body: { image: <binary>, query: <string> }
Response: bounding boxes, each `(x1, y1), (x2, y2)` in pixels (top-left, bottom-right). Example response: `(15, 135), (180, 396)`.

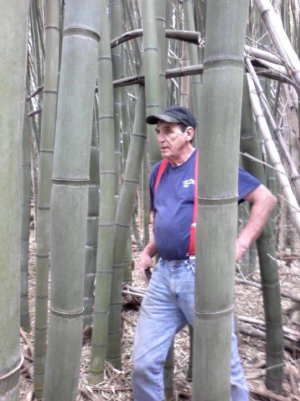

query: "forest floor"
(20, 226), (300, 401)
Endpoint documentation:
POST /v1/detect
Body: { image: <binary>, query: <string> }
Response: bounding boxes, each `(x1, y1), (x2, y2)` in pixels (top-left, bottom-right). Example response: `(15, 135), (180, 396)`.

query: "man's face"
(155, 121), (191, 161)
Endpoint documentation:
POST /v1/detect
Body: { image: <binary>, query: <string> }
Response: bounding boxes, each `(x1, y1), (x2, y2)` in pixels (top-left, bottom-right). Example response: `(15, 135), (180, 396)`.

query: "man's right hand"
(139, 252), (155, 283)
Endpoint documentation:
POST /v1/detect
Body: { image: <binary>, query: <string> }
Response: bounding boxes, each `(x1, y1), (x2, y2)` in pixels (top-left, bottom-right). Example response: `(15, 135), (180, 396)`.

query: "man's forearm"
(236, 184), (277, 261)
(142, 237), (158, 258)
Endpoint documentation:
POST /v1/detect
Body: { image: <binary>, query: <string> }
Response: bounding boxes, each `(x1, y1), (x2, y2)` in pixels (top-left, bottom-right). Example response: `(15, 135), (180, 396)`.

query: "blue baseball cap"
(146, 105), (196, 129)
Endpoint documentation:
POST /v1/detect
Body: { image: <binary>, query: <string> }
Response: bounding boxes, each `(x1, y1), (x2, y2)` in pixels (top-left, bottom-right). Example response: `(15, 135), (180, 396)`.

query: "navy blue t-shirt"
(150, 149), (261, 261)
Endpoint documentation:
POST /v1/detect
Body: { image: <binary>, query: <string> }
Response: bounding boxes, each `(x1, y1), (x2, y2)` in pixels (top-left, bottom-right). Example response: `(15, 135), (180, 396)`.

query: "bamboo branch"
(26, 85), (44, 101)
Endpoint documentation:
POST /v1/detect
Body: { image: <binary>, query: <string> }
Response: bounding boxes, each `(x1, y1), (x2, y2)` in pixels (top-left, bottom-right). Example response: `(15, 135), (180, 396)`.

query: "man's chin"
(160, 149), (169, 157)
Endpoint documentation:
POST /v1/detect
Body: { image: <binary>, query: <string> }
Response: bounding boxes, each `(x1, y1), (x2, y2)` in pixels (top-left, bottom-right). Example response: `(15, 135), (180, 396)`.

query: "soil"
(20, 227), (300, 401)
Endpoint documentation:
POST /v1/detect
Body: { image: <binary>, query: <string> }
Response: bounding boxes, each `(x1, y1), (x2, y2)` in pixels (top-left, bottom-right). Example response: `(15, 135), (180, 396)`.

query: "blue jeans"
(132, 258), (249, 401)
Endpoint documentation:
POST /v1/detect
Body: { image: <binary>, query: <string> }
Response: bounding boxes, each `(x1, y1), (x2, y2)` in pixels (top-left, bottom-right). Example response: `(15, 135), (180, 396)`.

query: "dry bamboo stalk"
(235, 277), (300, 304)
(238, 315), (300, 341)
(111, 64), (289, 89)
(245, 45), (282, 65)
(245, 57), (300, 200)
(255, 0), (300, 90)
(247, 74), (300, 236)
(239, 322), (299, 353)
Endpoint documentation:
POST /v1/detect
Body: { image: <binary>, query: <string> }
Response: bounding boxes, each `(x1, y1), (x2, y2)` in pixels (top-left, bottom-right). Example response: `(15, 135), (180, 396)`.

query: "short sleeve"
(149, 162), (161, 211)
(238, 168), (261, 203)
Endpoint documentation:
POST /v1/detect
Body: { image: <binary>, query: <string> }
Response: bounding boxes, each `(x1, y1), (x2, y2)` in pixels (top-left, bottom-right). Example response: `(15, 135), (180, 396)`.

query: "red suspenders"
(154, 151), (198, 256)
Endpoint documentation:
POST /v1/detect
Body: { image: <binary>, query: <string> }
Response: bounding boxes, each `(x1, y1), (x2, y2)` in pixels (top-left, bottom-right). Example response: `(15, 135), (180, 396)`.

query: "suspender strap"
(188, 151), (198, 256)
(154, 151), (198, 256)
(154, 158), (169, 194)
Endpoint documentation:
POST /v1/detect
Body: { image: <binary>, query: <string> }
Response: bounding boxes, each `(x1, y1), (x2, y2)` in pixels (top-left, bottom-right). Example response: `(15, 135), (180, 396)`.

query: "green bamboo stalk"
(164, 343), (174, 401)
(237, 202), (251, 277)
(156, 0), (167, 109)
(83, 108), (100, 328)
(20, 103), (32, 333)
(241, 74), (283, 392)
(121, 46), (133, 285)
(43, 2), (101, 399)
(0, 1), (28, 399)
(109, 0), (123, 196)
(194, 1), (248, 400)
(33, 2), (60, 398)
(187, 325), (193, 381)
(142, 149), (150, 246)
(89, 0), (116, 384)
(183, 0), (202, 144)
(142, 0), (161, 166)
(107, 86), (147, 369)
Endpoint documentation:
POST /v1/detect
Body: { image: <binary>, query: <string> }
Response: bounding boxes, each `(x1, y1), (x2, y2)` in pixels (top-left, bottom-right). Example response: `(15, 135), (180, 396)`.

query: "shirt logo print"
(182, 178), (195, 188)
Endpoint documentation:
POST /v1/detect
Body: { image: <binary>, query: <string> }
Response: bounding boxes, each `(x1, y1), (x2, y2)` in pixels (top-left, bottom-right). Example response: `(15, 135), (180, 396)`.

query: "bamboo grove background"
(1, 0), (300, 400)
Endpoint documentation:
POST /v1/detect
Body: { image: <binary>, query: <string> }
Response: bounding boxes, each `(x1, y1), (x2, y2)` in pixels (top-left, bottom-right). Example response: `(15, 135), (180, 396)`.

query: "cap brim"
(146, 114), (181, 125)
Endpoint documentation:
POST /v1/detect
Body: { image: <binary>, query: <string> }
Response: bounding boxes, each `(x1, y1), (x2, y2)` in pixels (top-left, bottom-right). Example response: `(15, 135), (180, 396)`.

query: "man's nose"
(157, 133), (165, 142)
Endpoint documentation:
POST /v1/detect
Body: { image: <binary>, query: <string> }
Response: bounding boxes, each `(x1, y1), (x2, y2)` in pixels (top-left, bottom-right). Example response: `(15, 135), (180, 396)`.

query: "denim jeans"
(132, 258), (249, 401)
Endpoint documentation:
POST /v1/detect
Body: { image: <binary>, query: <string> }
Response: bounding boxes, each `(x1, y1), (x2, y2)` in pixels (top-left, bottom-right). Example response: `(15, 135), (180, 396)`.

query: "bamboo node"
(50, 307), (84, 318)
(194, 305), (233, 317)
(0, 354), (24, 381)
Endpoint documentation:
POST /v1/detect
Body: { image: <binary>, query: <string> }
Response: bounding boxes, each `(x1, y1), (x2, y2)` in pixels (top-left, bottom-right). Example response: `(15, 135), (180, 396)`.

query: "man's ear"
(185, 127), (195, 141)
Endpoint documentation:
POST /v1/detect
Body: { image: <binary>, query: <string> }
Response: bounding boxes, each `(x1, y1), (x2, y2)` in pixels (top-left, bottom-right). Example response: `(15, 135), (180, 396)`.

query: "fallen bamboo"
(239, 322), (299, 353)
(235, 277), (300, 304)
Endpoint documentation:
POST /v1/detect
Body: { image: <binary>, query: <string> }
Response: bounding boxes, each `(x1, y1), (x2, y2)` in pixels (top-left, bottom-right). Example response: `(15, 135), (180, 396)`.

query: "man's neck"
(168, 146), (195, 167)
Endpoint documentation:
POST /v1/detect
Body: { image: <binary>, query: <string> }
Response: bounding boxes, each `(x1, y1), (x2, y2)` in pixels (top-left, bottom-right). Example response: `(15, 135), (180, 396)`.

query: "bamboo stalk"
(83, 108), (100, 328)
(183, 0), (202, 142)
(0, 1), (28, 399)
(34, 1), (60, 398)
(109, 0), (123, 197)
(43, 2), (101, 399)
(194, 1), (249, 399)
(89, 0), (116, 383)
(142, 0), (161, 166)
(20, 103), (32, 333)
(241, 74), (284, 392)
(107, 86), (147, 369)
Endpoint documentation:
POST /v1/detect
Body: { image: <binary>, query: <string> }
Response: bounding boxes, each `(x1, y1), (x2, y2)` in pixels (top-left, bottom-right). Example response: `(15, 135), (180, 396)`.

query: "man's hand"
(140, 252), (155, 283)
(235, 236), (250, 262)
(139, 238), (157, 283)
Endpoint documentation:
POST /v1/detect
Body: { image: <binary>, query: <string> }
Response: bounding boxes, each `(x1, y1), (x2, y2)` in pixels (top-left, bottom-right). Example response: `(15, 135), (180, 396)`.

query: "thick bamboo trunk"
(34, 1), (60, 398)
(194, 1), (248, 400)
(0, 1), (28, 399)
(43, 2), (101, 399)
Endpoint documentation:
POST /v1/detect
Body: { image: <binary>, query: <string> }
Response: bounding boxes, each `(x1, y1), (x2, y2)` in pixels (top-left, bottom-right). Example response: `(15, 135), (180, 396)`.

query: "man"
(131, 106), (277, 401)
